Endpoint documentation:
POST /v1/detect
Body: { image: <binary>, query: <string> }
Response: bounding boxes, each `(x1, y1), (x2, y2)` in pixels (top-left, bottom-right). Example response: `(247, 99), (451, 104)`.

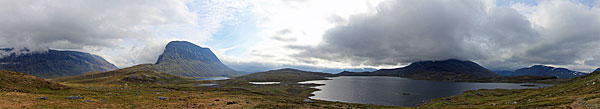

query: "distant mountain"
(338, 59), (500, 80)
(594, 68), (600, 73)
(0, 70), (67, 93)
(0, 49), (118, 78)
(231, 68), (336, 83)
(56, 64), (191, 84)
(494, 70), (515, 76)
(154, 41), (240, 77)
(508, 65), (587, 79)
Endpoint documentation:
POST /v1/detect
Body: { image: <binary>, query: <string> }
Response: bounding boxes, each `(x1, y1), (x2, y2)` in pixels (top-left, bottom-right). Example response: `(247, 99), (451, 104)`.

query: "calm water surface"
(194, 77), (230, 80)
(300, 76), (552, 106)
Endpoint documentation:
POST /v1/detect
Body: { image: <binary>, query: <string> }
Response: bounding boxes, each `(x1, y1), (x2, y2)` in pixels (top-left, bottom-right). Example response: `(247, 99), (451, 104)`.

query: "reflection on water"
(249, 82), (280, 85)
(194, 77), (230, 80)
(301, 76), (552, 106)
(196, 84), (217, 87)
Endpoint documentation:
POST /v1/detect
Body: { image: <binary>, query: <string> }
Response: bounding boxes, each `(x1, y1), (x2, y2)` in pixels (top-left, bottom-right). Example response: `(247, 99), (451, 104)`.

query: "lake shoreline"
(301, 76), (553, 107)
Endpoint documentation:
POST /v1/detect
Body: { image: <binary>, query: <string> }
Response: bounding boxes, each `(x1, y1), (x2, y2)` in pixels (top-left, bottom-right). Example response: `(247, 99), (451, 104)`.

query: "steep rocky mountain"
(55, 64), (191, 85)
(594, 68), (600, 73)
(338, 59), (500, 80)
(154, 41), (240, 77)
(506, 65), (587, 78)
(0, 48), (118, 78)
(0, 70), (67, 93)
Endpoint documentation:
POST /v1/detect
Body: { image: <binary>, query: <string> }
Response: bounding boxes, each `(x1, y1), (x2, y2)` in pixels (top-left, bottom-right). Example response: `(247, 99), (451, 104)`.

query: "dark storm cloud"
(293, 0), (600, 70)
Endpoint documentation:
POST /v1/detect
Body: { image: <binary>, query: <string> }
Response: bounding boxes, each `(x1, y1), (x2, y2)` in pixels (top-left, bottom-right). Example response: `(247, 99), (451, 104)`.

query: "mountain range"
(0, 48), (117, 78)
(495, 65), (587, 78)
(338, 59), (500, 80)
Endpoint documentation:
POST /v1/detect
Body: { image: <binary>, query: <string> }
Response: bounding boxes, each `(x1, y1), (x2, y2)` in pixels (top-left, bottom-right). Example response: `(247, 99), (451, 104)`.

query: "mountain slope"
(339, 59), (500, 80)
(232, 68), (335, 82)
(0, 49), (118, 78)
(0, 70), (67, 93)
(509, 65), (587, 78)
(154, 41), (240, 77)
(55, 64), (191, 84)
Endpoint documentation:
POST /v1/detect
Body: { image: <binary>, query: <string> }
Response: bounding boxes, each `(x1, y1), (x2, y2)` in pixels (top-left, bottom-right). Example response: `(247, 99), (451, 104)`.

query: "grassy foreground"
(421, 71), (600, 108)
(0, 69), (403, 108)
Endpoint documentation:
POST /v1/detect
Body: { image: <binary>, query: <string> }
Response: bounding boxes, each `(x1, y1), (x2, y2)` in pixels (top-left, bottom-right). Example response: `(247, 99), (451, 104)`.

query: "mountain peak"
(165, 41), (206, 48)
(154, 41), (240, 77)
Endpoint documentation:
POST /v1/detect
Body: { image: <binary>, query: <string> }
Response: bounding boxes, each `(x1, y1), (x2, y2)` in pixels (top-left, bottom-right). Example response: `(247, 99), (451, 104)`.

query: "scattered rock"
(67, 96), (84, 100)
(199, 92), (204, 94)
(226, 101), (237, 105)
(83, 100), (95, 102)
(214, 99), (220, 101)
(512, 101), (518, 104)
(158, 97), (168, 100)
(209, 103), (215, 106)
(491, 103), (497, 106)
(402, 92), (411, 95)
(155, 92), (163, 94)
(37, 97), (48, 100)
(104, 93), (113, 95)
(303, 99), (314, 103)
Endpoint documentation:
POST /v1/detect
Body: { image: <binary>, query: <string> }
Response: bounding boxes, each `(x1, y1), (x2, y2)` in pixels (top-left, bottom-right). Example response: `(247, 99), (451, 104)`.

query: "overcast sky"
(1, 0), (599, 72)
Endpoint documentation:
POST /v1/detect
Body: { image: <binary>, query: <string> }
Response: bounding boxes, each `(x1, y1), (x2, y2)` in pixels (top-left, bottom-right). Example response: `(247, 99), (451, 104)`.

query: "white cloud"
(0, 0), (248, 68)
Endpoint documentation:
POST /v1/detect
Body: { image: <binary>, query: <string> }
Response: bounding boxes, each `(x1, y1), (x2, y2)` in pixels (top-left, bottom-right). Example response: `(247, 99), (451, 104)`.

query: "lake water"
(300, 76), (552, 106)
(194, 77), (230, 80)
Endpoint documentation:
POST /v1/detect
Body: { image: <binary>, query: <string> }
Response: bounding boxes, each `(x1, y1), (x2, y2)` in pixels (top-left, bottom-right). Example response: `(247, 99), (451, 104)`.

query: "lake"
(300, 76), (552, 106)
(194, 77), (230, 80)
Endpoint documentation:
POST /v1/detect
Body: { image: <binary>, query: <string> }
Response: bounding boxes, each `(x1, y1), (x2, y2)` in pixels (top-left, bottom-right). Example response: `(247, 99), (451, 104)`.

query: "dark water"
(300, 76), (552, 106)
(194, 77), (230, 80)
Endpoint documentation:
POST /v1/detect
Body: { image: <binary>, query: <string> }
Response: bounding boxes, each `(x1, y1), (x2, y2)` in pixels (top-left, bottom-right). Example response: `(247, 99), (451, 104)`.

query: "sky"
(0, 0), (600, 73)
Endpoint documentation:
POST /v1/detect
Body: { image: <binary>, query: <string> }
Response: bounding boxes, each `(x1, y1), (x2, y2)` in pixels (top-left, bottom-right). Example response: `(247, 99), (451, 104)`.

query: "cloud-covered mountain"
(339, 59), (500, 80)
(496, 65), (587, 78)
(153, 41), (240, 77)
(0, 48), (117, 78)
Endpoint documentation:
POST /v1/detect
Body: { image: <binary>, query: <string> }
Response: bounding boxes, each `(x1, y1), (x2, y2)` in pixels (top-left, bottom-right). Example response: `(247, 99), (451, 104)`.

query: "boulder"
(158, 97), (168, 100)
(67, 96), (84, 100)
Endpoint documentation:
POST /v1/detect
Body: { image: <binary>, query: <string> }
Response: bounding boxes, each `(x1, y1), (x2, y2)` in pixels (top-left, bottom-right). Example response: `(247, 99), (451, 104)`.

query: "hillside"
(0, 48), (117, 78)
(0, 70), (67, 93)
(55, 64), (191, 85)
(339, 59), (500, 81)
(422, 71), (600, 108)
(231, 68), (336, 83)
(154, 41), (241, 77)
(509, 65), (587, 78)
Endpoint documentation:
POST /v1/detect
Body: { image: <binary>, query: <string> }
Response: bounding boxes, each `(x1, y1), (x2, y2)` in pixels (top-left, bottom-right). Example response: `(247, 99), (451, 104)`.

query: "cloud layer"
(294, 0), (600, 71)
(0, 0), (248, 68)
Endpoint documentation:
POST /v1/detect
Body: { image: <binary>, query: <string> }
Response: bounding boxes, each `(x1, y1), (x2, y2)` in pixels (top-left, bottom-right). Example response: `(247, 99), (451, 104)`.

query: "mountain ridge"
(0, 49), (118, 78)
(495, 65), (587, 78)
(338, 59), (500, 80)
